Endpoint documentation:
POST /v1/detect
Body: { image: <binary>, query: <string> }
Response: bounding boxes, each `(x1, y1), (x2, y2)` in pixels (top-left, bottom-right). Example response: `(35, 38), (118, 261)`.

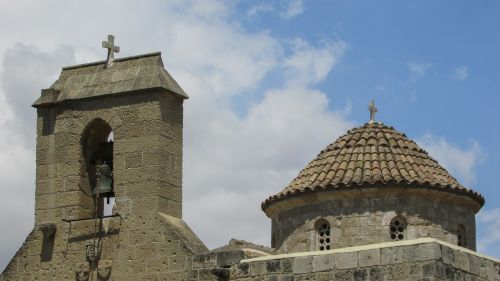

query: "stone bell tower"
(1, 36), (206, 281)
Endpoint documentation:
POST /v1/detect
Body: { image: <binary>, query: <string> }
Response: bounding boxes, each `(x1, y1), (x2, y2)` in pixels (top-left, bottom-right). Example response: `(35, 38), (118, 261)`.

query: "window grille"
(390, 216), (406, 241)
(317, 220), (331, 251)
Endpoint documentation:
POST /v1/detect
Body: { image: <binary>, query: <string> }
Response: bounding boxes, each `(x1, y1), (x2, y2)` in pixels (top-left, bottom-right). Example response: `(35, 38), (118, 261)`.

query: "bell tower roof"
(33, 52), (188, 107)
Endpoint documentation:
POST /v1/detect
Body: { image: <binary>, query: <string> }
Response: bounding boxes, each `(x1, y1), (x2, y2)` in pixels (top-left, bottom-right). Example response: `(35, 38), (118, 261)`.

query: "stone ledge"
(221, 239), (500, 280)
(241, 238), (500, 263)
(193, 250), (246, 269)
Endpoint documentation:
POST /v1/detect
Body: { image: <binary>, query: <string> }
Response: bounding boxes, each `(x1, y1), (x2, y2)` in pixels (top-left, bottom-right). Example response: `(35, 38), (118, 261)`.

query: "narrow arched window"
(316, 219), (331, 251)
(457, 225), (466, 247)
(390, 216), (406, 241)
(80, 119), (115, 218)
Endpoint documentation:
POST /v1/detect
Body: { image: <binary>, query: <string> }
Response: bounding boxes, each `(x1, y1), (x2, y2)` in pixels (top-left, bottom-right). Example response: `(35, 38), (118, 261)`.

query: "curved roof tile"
(262, 122), (484, 210)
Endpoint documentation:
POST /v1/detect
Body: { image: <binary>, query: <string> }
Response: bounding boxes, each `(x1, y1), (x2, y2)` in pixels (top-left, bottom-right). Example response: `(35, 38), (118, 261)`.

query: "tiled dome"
(262, 122), (484, 210)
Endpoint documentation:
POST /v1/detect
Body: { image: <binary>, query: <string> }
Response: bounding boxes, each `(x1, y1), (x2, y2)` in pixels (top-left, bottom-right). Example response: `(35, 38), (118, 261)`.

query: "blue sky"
(241, 0), (500, 202)
(0, 0), (498, 270)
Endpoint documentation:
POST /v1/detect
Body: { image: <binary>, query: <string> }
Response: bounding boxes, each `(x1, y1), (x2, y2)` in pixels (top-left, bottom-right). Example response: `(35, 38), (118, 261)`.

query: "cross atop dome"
(368, 100), (378, 123)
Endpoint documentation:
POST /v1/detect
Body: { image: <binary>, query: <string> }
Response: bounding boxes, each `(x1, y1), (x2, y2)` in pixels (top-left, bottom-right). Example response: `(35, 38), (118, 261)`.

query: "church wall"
(270, 188), (477, 253)
(1, 90), (203, 280)
(216, 239), (499, 281)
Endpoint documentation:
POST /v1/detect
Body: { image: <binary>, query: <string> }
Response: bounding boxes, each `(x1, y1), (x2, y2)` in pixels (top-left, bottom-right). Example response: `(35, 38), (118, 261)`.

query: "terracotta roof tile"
(262, 122), (484, 210)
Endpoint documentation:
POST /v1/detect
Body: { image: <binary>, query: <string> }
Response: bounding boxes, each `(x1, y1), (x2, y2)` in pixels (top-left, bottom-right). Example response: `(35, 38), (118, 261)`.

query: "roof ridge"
(62, 52), (162, 70)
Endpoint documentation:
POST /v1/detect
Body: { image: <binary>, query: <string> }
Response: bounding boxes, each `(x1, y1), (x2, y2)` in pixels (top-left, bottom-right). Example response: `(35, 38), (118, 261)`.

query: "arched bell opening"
(79, 118), (115, 218)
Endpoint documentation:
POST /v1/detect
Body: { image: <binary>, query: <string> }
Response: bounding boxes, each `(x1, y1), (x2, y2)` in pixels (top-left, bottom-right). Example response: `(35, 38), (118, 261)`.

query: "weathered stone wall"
(220, 239), (500, 281)
(270, 188), (477, 253)
(1, 90), (207, 280)
(33, 90), (184, 222)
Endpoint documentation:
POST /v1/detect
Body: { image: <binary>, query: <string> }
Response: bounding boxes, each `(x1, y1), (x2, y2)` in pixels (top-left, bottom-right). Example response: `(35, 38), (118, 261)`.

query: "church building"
(1, 36), (499, 281)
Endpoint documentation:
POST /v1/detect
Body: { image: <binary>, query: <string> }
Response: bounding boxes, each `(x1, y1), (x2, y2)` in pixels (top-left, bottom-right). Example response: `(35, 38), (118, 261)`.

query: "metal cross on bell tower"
(102, 35), (120, 67)
(368, 100), (378, 124)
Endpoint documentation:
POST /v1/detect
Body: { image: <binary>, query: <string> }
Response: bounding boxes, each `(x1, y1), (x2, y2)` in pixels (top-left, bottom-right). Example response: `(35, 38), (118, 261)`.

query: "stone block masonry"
(194, 239), (500, 281)
(270, 187), (478, 253)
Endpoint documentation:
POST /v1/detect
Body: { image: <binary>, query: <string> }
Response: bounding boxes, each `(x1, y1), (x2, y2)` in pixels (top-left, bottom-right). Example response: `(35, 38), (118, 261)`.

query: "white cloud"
(1, 43), (75, 144)
(407, 60), (433, 81)
(247, 1), (305, 20)
(281, 0), (304, 19)
(0, 91), (36, 267)
(284, 38), (347, 86)
(477, 208), (500, 254)
(184, 86), (354, 247)
(0, 0), (352, 271)
(248, 3), (275, 17)
(453, 65), (469, 80)
(478, 208), (500, 222)
(416, 134), (485, 186)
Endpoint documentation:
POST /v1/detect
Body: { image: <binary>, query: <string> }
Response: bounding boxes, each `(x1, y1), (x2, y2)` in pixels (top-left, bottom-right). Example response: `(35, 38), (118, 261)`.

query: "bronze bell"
(92, 163), (113, 197)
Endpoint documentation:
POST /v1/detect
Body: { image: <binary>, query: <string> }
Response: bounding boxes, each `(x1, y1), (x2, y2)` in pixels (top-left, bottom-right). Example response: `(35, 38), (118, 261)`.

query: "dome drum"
(270, 186), (478, 253)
